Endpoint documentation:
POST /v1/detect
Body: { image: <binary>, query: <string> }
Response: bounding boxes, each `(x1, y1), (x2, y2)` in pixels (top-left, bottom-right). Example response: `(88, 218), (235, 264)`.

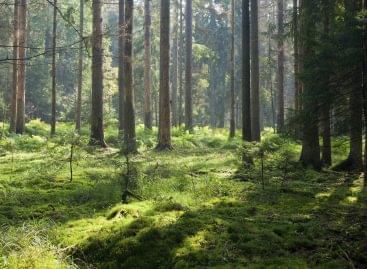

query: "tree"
(229, 0), (235, 138)
(118, 0), (125, 134)
(51, 0), (57, 136)
(157, 0), (172, 150)
(185, 0), (193, 132)
(76, 0), (84, 132)
(15, 0), (26, 134)
(10, 0), (19, 133)
(299, 0), (321, 170)
(124, 0), (137, 153)
(178, 0), (184, 126)
(242, 0), (251, 141)
(171, 0), (179, 127)
(144, 0), (152, 130)
(250, 0), (260, 141)
(276, 0), (284, 133)
(89, 0), (106, 147)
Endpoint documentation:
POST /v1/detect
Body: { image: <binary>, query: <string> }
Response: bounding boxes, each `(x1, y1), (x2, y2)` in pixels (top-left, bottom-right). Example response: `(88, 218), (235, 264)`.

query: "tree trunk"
(293, 0), (301, 138)
(299, 0), (321, 170)
(89, 0), (106, 147)
(15, 0), (26, 134)
(10, 0), (19, 133)
(157, 0), (172, 150)
(185, 0), (193, 132)
(242, 0), (251, 141)
(76, 0), (84, 132)
(229, 0), (235, 138)
(124, 0), (137, 153)
(118, 0), (125, 133)
(144, 0), (152, 130)
(171, 0), (179, 127)
(178, 0), (184, 126)
(276, 0), (284, 133)
(250, 0), (260, 141)
(51, 0), (57, 136)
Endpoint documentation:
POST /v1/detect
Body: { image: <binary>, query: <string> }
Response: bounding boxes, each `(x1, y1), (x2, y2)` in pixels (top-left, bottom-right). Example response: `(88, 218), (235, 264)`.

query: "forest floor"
(0, 120), (366, 269)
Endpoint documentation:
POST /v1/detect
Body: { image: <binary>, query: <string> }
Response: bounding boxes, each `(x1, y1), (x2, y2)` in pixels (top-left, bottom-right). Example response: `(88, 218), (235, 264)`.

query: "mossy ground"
(0, 120), (366, 268)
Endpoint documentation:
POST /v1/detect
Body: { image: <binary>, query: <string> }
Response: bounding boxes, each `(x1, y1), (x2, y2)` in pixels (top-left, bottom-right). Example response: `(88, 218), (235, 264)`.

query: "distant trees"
(89, 0), (106, 147)
(185, 0), (193, 132)
(276, 0), (284, 133)
(76, 0), (84, 132)
(229, 0), (235, 138)
(118, 0), (125, 134)
(144, 0), (152, 130)
(124, 0), (137, 153)
(15, 0), (27, 134)
(157, 0), (172, 150)
(171, 0), (179, 127)
(10, 0), (19, 133)
(51, 0), (57, 136)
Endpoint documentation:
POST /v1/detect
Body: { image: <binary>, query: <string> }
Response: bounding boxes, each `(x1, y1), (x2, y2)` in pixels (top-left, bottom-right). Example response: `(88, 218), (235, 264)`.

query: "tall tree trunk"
(321, 0), (331, 167)
(144, 0), (152, 130)
(178, 0), (184, 126)
(15, 0), (26, 134)
(89, 0), (106, 147)
(242, 0), (251, 141)
(157, 0), (172, 150)
(76, 0), (84, 132)
(276, 0), (284, 133)
(299, 0), (321, 170)
(51, 0), (57, 136)
(229, 0), (235, 138)
(293, 0), (301, 138)
(118, 0), (125, 133)
(171, 0), (179, 127)
(362, 0), (367, 184)
(185, 0), (193, 132)
(10, 0), (19, 133)
(250, 0), (260, 141)
(268, 17), (276, 132)
(124, 0), (137, 153)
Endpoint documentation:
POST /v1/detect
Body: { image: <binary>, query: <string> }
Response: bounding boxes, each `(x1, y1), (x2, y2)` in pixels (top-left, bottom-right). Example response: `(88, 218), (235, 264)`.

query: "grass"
(0, 120), (366, 268)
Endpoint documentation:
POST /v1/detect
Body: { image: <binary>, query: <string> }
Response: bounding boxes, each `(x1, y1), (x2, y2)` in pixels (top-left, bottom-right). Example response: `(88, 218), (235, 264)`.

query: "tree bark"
(118, 0), (125, 133)
(171, 0), (179, 127)
(276, 0), (284, 133)
(299, 0), (321, 170)
(185, 0), (193, 132)
(15, 0), (26, 134)
(178, 0), (184, 126)
(76, 0), (84, 132)
(89, 0), (106, 147)
(51, 0), (57, 136)
(124, 0), (137, 153)
(242, 0), (251, 141)
(10, 0), (19, 133)
(250, 0), (260, 141)
(144, 0), (152, 130)
(157, 0), (172, 150)
(229, 0), (235, 138)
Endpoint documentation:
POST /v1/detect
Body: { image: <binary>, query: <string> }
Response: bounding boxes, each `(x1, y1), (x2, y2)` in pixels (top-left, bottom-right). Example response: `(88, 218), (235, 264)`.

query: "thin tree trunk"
(250, 0), (260, 141)
(10, 0), (19, 133)
(293, 0), (301, 138)
(76, 0), (84, 132)
(118, 0), (125, 133)
(89, 0), (106, 147)
(144, 0), (152, 130)
(242, 0), (251, 141)
(276, 0), (284, 133)
(171, 0), (179, 127)
(268, 18), (276, 132)
(157, 0), (172, 150)
(51, 0), (57, 136)
(178, 0), (184, 126)
(185, 0), (193, 132)
(229, 0), (235, 138)
(15, 0), (26, 134)
(124, 0), (137, 153)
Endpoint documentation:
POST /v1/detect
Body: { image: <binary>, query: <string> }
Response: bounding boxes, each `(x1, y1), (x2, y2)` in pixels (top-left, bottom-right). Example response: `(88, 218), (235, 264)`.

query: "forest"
(0, 0), (366, 268)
